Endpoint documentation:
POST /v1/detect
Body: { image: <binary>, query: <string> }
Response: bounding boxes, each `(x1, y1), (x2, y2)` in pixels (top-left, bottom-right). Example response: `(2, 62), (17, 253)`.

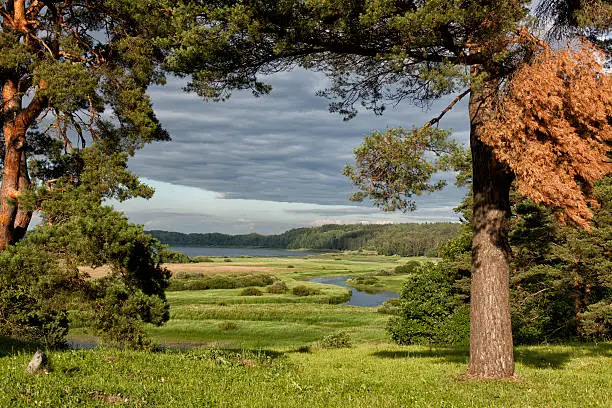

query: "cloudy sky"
(113, 69), (470, 235)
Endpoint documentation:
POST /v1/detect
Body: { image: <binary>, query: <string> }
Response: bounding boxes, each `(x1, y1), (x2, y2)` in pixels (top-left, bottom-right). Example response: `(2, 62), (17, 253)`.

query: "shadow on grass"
(371, 342), (612, 370)
(372, 347), (469, 365)
(0, 336), (44, 358)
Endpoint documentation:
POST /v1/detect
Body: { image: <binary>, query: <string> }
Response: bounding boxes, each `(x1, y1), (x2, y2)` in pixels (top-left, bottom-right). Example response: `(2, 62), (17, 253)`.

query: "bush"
(223, 258), (232, 262)
(192, 256), (214, 262)
(350, 276), (380, 286)
(158, 248), (191, 263)
(387, 262), (468, 345)
(394, 260), (421, 275)
(319, 331), (352, 349)
(578, 301), (612, 340)
(218, 321), (239, 331)
(168, 273), (275, 291)
(292, 285), (321, 296)
(240, 287), (264, 296)
(287, 265), (295, 268)
(375, 269), (394, 276)
(267, 281), (289, 294)
(378, 298), (401, 315)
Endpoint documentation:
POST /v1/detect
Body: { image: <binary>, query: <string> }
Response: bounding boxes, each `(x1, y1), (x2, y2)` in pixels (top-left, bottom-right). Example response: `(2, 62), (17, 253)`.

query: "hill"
(147, 223), (462, 257)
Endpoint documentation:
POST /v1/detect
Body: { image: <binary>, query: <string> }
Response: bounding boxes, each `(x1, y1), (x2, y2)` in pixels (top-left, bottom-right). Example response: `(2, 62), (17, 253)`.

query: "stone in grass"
(26, 350), (48, 374)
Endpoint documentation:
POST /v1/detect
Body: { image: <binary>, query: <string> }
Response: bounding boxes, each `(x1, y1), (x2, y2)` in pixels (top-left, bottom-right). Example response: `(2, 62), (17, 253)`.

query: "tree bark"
(13, 152), (33, 242)
(0, 79), (26, 250)
(466, 71), (516, 379)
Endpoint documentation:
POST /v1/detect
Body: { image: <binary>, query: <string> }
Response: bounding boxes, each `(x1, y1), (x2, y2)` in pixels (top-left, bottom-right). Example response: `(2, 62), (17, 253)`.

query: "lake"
(169, 246), (316, 258)
(310, 276), (398, 307)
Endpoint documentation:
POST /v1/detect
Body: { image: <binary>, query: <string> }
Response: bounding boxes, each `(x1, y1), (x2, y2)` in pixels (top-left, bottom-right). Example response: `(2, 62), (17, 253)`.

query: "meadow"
(1, 253), (610, 407)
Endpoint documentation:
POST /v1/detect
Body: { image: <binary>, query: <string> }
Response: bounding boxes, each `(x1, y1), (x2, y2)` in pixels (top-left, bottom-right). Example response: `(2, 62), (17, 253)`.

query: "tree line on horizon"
(147, 222), (462, 257)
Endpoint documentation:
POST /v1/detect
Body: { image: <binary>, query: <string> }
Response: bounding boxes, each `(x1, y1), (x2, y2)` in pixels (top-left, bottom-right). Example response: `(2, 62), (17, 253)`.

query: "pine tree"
(0, 0), (171, 249)
(168, 0), (610, 378)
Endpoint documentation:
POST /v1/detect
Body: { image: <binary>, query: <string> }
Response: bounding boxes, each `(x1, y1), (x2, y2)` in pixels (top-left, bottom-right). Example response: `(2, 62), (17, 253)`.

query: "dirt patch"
(79, 263), (279, 279)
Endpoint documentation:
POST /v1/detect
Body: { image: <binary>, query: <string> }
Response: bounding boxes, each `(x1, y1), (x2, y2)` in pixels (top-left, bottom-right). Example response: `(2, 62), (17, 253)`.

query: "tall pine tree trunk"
(467, 71), (515, 378)
(0, 76), (41, 251)
(0, 79), (26, 250)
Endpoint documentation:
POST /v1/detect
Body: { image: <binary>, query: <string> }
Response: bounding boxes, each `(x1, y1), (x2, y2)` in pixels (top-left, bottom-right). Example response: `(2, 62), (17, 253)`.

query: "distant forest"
(147, 223), (462, 257)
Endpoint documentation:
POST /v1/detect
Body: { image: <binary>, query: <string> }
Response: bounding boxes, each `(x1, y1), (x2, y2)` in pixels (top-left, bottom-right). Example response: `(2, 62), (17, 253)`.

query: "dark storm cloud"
(129, 69), (470, 207)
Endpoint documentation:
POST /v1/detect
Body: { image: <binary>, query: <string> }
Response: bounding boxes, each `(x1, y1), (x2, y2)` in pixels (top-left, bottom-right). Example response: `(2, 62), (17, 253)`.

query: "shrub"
(218, 321), (239, 331)
(292, 285), (321, 296)
(223, 258), (232, 262)
(319, 331), (352, 349)
(158, 248), (191, 263)
(267, 281), (289, 294)
(375, 269), (394, 276)
(387, 262), (469, 345)
(240, 287), (264, 296)
(287, 265), (295, 268)
(350, 276), (380, 286)
(192, 256), (214, 262)
(168, 273), (275, 291)
(394, 260), (421, 275)
(378, 298), (401, 315)
(578, 301), (612, 341)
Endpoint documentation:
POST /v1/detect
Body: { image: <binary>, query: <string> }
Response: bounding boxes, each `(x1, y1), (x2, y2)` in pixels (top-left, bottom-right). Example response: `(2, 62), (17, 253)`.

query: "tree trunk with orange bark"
(0, 78), (36, 250)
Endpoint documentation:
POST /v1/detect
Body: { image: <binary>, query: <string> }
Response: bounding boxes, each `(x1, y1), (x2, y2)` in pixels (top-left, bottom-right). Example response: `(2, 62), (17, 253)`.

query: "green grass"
(2, 254), (610, 406)
(0, 342), (610, 407)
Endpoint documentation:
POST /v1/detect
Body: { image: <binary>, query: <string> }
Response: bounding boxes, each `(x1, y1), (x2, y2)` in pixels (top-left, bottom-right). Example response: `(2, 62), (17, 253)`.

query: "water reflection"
(310, 276), (398, 307)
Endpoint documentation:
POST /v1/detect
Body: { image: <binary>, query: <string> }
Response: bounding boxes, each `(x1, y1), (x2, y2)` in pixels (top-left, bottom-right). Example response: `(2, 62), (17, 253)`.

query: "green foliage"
(168, 273), (275, 291)
(0, 144), (170, 348)
(267, 281), (289, 294)
(158, 248), (192, 264)
(389, 175), (612, 346)
(377, 298), (401, 315)
(387, 262), (469, 345)
(394, 260), (421, 275)
(0, 245), (72, 347)
(343, 126), (465, 212)
(148, 222), (461, 257)
(578, 301), (612, 340)
(240, 287), (264, 296)
(319, 330), (352, 349)
(192, 256), (214, 262)
(292, 285), (321, 297)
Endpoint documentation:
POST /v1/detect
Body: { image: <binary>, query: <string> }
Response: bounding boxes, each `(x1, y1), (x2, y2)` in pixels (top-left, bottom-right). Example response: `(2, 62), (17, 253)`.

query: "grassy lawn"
(2, 254), (610, 407)
(0, 341), (610, 407)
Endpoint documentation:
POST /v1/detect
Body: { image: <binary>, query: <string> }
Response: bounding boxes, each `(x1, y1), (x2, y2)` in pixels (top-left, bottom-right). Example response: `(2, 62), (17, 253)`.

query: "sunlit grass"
(1, 342), (610, 407)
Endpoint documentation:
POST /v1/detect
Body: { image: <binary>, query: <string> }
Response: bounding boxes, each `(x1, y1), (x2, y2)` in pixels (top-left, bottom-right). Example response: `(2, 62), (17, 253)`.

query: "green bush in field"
(223, 258), (232, 262)
(378, 298), (401, 315)
(158, 248), (191, 263)
(192, 256), (214, 262)
(267, 280), (289, 294)
(576, 301), (612, 341)
(351, 276), (380, 286)
(394, 260), (421, 275)
(240, 287), (264, 296)
(375, 269), (394, 276)
(387, 262), (468, 345)
(292, 285), (321, 296)
(319, 330), (352, 349)
(168, 273), (275, 291)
